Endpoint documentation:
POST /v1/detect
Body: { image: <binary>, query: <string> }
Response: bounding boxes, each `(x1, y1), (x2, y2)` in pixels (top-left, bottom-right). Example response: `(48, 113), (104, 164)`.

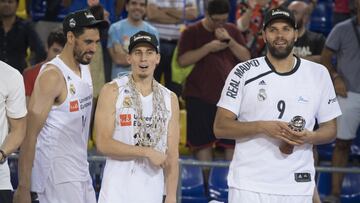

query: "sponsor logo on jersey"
(298, 96), (309, 103)
(294, 172), (311, 182)
(123, 96), (132, 108)
(70, 100), (79, 112)
(257, 88), (267, 101)
(69, 83), (76, 95)
(328, 97), (337, 104)
(120, 114), (132, 126)
(226, 59), (260, 99)
(258, 80), (266, 85)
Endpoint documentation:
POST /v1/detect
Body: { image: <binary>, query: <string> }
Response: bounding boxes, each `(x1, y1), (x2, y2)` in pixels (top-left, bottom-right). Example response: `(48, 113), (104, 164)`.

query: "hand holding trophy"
(279, 116), (306, 154)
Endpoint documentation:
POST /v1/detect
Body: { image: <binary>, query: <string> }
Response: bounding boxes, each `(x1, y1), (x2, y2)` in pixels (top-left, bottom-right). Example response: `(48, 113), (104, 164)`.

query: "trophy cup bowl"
(279, 116), (306, 154)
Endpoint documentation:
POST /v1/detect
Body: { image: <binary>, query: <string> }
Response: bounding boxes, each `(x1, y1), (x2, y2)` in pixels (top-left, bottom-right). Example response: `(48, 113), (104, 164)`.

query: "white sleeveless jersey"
(31, 56), (93, 192)
(218, 56), (341, 195)
(98, 76), (172, 203)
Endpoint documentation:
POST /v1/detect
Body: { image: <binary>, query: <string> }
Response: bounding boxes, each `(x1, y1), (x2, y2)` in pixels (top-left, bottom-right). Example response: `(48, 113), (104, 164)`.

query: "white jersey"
(217, 56), (341, 195)
(31, 56), (93, 192)
(98, 76), (172, 203)
(0, 61), (27, 190)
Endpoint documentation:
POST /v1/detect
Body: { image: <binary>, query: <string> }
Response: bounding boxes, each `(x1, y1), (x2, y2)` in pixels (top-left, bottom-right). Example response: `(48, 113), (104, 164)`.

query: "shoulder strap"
(351, 17), (360, 48)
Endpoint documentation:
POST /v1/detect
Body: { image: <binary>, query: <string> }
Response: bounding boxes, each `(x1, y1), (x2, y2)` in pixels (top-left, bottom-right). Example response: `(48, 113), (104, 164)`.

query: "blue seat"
(317, 166), (360, 203)
(181, 164), (206, 198)
(208, 166), (229, 202)
(309, 0), (333, 36)
(317, 141), (335, 161)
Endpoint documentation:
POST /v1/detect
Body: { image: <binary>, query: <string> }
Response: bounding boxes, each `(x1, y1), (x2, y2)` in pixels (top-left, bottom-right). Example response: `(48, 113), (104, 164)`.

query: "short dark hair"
(206, 0), (230, 16)
(47, 28), (66, 48)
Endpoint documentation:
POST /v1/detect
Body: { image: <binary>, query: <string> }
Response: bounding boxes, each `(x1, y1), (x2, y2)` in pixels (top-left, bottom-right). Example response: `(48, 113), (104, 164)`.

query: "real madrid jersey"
(31, 56), (93, 192)
(217, 56), (341, 195)
(98, 76), (172, 203)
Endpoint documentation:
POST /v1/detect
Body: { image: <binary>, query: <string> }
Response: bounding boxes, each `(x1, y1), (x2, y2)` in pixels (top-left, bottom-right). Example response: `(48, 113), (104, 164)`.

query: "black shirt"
(294, 30), (326, 58)
(0, 17), (46, 73)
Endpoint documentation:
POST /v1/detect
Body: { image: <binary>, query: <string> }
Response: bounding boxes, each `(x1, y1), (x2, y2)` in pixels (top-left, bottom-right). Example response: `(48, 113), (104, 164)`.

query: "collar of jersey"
(265, 54), (300, 76)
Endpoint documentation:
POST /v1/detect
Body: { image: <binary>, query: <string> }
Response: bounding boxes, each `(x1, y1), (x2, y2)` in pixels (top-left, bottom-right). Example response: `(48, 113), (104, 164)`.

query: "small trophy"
(279, 116), (306, 154)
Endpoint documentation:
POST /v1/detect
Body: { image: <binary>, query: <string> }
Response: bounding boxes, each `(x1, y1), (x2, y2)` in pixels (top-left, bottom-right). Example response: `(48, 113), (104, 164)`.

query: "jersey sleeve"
(217, 63), (246, 116)
(6, 72), (27, 119)
(316, 67), (342, 123)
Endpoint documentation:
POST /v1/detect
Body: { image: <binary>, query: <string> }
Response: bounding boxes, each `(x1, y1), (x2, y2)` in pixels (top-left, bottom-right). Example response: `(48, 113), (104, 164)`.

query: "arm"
(177, 41), (215, 67)
(213, 107), (291, 140)
(94, 83), (166, 164)
(321, 47), (347, 97)
(161, 4), (198, 21)
(214, 28), (251, 61)
(283, 119), (337, 145)
(164, 93), (180, 203)
(236, 8), (253, 31)
(146, 3), (181, 24)
(0, 117), (27, 159)
(108, 44), (130, 66)
(227, 36), (251, 62)
(14, 66), (64, 203)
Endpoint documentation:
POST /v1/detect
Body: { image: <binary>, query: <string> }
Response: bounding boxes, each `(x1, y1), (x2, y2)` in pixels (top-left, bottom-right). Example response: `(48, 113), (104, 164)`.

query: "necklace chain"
(127, 75), (169, 151)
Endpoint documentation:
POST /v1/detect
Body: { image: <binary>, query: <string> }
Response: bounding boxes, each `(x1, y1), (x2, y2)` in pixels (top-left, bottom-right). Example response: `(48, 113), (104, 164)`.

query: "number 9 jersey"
(217, 55), (341, 196)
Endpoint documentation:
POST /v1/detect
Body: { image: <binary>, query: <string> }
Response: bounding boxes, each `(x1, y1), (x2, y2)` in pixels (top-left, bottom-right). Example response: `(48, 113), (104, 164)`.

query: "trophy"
(279, 116), (306, 154)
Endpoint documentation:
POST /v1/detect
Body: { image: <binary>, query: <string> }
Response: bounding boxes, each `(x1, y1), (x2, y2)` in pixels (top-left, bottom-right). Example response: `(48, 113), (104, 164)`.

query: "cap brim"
(89, 19), (109, 30)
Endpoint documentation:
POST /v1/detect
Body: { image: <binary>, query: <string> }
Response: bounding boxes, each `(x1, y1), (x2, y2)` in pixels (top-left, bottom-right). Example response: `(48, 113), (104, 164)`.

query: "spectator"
(33, 0), (73, 47)
(288, 0), (325, 63)
(0, 61), (27, 203)
(23, 28), (66, 105)
(95, 31), (180, 203)
(13, 9), (108, 203)
(108, 0), (159, 79)
(0, 0), (46, 73)
(214, 7), (341, 203)
(321, 0), (360, 202)
(236, 0), (280, 57)
(146, 0), (198, 94)
(177, 0), (250, 170)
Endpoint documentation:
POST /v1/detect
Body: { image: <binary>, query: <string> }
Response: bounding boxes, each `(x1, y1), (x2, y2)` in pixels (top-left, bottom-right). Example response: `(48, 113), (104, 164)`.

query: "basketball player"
(94, 31), (180, 203)
(14, 9), (108, 203)
(213, 7), (341, 203)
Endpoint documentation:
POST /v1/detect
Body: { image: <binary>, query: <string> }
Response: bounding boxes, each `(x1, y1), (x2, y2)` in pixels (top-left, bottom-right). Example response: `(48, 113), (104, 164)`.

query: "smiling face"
(72, 28), (100, 65)
(127, 43), (160, 79)
(263, 19), (298, 59)
(126, 0), (147, 22)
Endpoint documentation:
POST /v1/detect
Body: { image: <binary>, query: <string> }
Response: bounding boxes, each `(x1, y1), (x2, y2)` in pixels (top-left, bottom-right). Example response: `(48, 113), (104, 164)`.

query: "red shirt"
(178, 21), (246, 104)
(23, 62), (43, 96)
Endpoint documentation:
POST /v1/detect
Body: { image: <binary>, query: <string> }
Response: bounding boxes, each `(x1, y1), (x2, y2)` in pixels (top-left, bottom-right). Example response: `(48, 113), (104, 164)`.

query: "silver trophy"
(279, 116), (306, 154)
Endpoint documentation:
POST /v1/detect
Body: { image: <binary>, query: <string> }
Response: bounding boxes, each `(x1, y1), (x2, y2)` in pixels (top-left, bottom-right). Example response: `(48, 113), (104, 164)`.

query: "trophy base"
(279, 143), (294, 154)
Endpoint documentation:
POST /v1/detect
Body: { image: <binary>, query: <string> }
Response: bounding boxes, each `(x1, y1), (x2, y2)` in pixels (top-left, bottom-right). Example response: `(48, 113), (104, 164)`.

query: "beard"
(73, 43), (93, 65)
(266, 39), (295, 59)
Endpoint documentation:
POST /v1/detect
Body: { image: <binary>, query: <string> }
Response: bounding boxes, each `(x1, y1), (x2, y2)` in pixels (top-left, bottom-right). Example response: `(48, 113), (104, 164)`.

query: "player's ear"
(262, 30), (267, 43)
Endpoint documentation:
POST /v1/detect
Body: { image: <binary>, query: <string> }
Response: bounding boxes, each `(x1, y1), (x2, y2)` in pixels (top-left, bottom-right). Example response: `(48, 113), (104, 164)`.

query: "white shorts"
(228, 188), (312, 203)
(37, 176), (96, 203)
(336, 91), (360, 140)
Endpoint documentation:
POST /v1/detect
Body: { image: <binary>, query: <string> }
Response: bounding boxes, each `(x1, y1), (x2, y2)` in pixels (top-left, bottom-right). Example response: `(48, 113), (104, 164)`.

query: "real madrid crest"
(123, 96), (132, 108)
(69, 83), (76, 95)
(257, 88), (267, 101)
